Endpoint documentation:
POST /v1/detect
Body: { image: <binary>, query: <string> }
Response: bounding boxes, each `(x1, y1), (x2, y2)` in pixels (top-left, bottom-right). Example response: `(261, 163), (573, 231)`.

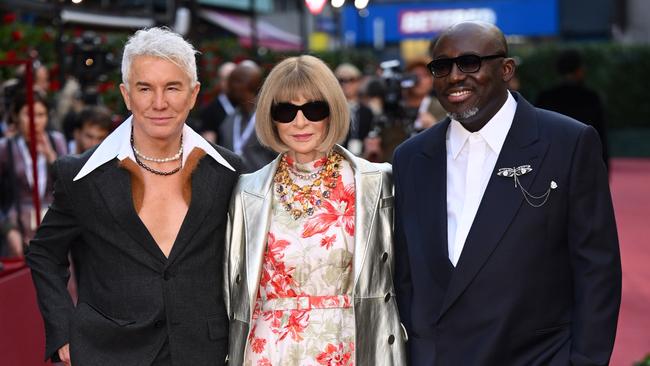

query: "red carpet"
(610, 158), (650, 366)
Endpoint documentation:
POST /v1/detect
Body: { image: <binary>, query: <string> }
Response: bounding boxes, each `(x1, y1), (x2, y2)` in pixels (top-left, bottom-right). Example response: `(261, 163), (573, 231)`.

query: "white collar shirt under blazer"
(73, 115), (235, 181)
(446, 91), (517, 266)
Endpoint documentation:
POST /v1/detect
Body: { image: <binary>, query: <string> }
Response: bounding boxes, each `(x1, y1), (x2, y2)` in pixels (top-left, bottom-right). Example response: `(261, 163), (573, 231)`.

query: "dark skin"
(431, 21), (516, 132)
(227, 64), (263, 116)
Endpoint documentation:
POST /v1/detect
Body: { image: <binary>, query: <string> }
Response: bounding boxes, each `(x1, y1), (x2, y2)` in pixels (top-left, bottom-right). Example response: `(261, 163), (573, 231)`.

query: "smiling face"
(119, 55), (199, 144)
(431, 22), (515, 132)
(274, 95), (328, 164)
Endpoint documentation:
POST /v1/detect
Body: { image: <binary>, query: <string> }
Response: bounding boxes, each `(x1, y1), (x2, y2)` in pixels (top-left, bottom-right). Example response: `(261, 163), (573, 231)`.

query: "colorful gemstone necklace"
(274, 151), (343, 220)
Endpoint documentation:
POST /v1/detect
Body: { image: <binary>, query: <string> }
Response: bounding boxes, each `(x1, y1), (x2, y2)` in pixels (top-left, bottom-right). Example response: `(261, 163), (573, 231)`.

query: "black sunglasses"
(271, 101), (330, 123)
(427, 53), (506, 77)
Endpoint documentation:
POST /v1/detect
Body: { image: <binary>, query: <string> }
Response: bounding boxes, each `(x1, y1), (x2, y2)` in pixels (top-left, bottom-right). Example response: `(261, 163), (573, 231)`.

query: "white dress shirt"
(73, 115), (235, 181)
(446, 91), (517, 266)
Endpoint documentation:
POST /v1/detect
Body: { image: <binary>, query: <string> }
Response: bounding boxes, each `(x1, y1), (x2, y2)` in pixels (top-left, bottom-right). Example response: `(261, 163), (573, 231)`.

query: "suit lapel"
(95, 161), (167, 265)
(415, 121), (454, 290)
(166, 157), (224, 265)
(243, 159), (279, 316)
(438, 95), (550, 320)
(336, 147), (382, 287)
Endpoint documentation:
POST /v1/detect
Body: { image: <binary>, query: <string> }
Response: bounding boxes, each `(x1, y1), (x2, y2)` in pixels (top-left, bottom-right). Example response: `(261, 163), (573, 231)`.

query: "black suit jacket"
(27, 145), (242, 366)
(393, 93), (621, 366)
(199, 95), (230, 141)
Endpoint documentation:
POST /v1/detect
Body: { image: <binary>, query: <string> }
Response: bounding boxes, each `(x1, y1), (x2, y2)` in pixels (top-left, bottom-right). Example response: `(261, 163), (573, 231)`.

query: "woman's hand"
(36, 132), (58, 164)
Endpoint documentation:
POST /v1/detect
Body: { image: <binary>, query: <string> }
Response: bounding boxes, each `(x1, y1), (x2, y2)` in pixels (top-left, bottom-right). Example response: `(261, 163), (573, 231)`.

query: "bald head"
(228, 62), (263, 113)
(433, 21), (508, 58)
(429, 21), (515, 132)
(217, 62), (236, 91)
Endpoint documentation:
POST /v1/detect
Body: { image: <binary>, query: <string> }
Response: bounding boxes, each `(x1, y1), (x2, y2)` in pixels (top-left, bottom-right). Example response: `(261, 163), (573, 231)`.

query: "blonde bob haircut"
(255, 55), (350, 154)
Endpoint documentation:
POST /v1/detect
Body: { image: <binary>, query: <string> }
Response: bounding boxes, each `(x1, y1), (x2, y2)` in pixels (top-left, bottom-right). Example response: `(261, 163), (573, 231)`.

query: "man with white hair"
(27, 27), (242, 366)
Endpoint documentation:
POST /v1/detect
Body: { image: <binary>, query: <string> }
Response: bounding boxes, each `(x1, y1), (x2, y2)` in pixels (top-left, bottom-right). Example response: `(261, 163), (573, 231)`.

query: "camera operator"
(403, 57), (446, 134)
(366, 57), (445, 162)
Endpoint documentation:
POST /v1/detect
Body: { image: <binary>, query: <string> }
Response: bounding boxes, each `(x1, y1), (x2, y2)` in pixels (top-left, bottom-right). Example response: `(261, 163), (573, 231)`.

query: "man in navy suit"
(393, 21), (621, 365)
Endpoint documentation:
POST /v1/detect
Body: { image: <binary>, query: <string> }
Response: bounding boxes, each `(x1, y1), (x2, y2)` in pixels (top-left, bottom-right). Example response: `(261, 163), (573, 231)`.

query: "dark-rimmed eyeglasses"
(427, 54), (506, 78)
(271, 101), (330, 123)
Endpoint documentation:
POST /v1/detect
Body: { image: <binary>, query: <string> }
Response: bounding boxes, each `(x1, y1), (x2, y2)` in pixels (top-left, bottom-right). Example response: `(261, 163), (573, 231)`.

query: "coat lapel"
(243, 158), (279, 315)
(438, 95), (550, 320)
(94, 160), (167, 266)
(166, 156), (224, 265)
(336, 146), (382, 287)
(415, 120), (455, 290)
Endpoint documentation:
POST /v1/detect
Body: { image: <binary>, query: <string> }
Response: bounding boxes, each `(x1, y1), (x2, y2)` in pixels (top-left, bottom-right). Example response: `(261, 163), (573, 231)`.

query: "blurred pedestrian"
(199, 61), (237, 144)
(67, 105), (113, 154)
(403, 57), (446, 134)
(536, 49), (609, 168)
(335, 63), (373, 156)
(0, 91), (67, 257)
(219, 61), (275, 172)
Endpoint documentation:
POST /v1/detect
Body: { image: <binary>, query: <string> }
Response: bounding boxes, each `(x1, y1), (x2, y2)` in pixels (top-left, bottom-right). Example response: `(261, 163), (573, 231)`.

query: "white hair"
(121, 27), (199, 90)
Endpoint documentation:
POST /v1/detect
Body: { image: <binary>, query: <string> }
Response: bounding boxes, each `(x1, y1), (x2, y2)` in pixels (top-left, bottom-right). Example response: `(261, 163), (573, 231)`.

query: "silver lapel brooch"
(496, 164), (557, 207)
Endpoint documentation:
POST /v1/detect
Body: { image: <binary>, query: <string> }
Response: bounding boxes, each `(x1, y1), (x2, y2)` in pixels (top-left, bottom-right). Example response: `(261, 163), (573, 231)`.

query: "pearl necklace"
(132, 143), (183, 163)
(130, 128), (183, 176)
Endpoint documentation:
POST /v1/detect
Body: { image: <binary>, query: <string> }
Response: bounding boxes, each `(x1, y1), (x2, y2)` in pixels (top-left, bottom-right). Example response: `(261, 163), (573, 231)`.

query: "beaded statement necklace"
(130, 128), (183, 176)
(274, 151), (343, 220)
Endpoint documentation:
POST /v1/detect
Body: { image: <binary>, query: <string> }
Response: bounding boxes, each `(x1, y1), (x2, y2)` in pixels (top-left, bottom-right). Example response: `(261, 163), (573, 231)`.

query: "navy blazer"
(393, 93), (621, 366)
(27, 145), (241, 366)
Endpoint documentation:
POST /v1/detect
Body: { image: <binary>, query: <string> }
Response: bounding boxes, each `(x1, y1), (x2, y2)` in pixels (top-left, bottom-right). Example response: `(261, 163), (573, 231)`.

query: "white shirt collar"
(448, 91), (517, 159)
(73, 115), (235, 181)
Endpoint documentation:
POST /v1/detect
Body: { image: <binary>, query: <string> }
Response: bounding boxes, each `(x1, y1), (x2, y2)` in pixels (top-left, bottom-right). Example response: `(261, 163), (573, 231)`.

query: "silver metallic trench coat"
(224, 145), (407, 365)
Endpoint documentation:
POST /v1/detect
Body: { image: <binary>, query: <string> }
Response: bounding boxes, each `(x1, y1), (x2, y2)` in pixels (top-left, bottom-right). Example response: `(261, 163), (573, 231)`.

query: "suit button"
(388, 334), (395, 345)
(154, 320), (165, 328)
(384, 293), (391, 302)
(236, 274), (241, 284)
(381, 252), (388, 262)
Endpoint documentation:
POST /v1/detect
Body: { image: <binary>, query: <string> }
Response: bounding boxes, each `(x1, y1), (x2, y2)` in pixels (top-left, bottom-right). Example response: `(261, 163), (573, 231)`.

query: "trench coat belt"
(259, 295), (352, 312)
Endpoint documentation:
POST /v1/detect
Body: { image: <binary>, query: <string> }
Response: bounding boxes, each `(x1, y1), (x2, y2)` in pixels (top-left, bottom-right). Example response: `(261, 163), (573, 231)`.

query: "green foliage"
(634, 354), (650, 366)
(514, 43), (650, 129)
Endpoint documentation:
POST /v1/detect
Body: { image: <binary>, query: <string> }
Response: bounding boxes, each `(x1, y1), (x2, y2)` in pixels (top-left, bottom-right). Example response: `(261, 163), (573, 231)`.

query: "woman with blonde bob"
(224, 55), (406, 365)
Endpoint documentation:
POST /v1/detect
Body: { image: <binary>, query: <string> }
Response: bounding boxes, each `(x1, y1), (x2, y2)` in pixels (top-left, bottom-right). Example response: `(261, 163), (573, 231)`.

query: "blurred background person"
(359, 76), (389, 162)
(335, 62), (373, 156)
(199, 61), (237, 144)
(404, 57), (447, 134)
(219, 61), (275, 172)
(67, 105), (113, 154)
(0, 91), (67, 257)
(536, 49), (609, 168)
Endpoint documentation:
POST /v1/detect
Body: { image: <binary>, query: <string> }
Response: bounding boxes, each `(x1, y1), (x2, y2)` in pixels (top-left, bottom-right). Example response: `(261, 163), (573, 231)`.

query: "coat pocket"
(77, 302), (135, 327)
(534, 322), (570, 335)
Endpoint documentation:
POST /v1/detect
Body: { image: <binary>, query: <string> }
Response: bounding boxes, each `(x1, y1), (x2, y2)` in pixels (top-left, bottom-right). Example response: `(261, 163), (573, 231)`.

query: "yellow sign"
(310, 32), (330, 52)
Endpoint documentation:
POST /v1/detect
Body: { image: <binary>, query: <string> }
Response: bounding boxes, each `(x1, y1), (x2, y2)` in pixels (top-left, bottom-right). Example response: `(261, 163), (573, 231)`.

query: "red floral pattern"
(316, 342), (355, 366)
(244, 154), (356, 365)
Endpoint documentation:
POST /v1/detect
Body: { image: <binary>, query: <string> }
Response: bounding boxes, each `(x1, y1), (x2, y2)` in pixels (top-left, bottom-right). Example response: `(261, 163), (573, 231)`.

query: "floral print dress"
(243, 153), (356, 366)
